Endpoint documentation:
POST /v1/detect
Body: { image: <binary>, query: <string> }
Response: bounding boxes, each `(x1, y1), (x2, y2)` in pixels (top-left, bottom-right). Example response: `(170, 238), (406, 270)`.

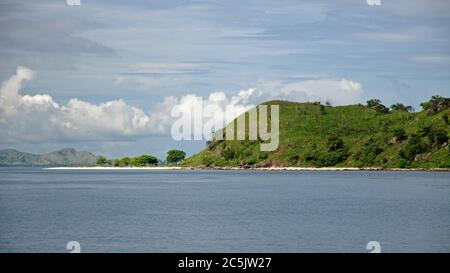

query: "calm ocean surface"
(0, 167), (449, 253)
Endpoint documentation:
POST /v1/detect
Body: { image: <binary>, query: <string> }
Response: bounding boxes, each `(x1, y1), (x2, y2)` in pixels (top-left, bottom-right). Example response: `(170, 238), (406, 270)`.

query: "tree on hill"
(367, 99), (389, 113)
(367, 99), (382, 108)
(390, 103), (414, 113)
(420, 95), (450, 115)
(166, 149), (186, 165)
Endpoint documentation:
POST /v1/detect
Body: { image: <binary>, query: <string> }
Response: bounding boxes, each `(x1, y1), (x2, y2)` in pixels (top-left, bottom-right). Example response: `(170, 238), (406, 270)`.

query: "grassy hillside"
(0, 148), (97, 166)
(183, 99), (450, 169)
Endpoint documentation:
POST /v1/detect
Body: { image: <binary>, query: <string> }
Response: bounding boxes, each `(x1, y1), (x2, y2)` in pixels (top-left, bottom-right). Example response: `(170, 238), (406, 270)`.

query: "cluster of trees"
(391, 103), (414, 113)
(96, 154), (158, 167)
(96, 149), (186, 166)
(366, 95), (449, 115)
(366, 99), (390, 113)
(366, 99), (414, 114)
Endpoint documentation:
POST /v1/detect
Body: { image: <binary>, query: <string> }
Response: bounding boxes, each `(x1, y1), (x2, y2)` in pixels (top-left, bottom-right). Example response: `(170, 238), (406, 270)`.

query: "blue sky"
(0, 0), (449, 158)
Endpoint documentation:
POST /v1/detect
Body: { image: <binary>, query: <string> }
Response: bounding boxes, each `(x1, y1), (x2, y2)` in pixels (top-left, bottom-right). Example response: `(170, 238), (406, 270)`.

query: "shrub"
(242, 156), (257, 165)
(442, 114), (449, 125)
(201, 155), (213, 167)
(418, 125), (432, 137)
(398, 158), (409, 168)
(327, 136), (344, 151)
(319, 104), (326, 115)
(288, 151), (300, 164)
(392, 128), (407, 141)
(428, 128), (449, 145)
(355, 139), (383, 164)
(399, 135), (428, 161)
(435, 130), (449, 145)
(315, 148), (349, 167)
(258, 152), (268, 160)
(304, 150), (318, 162)
(221, 147), (235, 160)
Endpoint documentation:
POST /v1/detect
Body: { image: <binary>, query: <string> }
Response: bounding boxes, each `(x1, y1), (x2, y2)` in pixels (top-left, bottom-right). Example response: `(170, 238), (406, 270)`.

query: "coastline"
(44, 166), (450, 172)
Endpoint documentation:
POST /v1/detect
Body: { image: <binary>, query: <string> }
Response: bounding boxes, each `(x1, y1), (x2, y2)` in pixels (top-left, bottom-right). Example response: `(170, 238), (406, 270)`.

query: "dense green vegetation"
(183, 96), (450, 169)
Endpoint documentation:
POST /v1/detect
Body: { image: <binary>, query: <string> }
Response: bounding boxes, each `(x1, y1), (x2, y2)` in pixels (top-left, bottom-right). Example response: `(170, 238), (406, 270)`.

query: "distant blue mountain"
(0, 148), (97, 166)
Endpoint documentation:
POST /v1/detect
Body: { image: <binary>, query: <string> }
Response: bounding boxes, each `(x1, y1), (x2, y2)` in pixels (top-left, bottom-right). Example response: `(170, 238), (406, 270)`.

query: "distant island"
(0, 148), (97, 166)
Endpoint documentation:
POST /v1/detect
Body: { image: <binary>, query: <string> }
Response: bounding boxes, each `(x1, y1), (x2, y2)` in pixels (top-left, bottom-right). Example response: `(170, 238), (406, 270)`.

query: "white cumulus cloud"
(0, 67), (363, 144)
(0, 67), (166, 143)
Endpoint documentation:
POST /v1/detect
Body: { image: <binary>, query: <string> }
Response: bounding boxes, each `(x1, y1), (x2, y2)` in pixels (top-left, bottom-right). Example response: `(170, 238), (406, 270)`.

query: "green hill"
(0, 148), (98, 166)
(183, 97), (450, 169)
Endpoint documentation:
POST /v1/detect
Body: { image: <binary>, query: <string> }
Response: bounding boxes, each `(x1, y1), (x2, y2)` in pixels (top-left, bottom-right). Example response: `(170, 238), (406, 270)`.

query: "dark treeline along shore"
(95, 150), (186, 167)
(0, 148), (187, 167)
(184, 95), (450, 169)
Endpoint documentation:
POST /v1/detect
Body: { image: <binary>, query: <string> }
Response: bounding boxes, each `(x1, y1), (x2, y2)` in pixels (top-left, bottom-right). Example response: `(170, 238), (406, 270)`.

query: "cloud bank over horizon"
(0, 66), (364, 145)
